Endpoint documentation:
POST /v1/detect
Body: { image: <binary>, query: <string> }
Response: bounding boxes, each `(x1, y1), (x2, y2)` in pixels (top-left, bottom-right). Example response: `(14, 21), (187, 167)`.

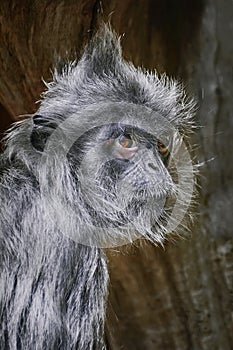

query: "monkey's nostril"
(148, 163), (158, 171)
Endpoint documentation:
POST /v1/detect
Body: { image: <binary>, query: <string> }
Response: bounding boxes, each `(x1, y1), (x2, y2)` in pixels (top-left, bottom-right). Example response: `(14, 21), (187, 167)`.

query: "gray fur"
(0, 24), (195, 349)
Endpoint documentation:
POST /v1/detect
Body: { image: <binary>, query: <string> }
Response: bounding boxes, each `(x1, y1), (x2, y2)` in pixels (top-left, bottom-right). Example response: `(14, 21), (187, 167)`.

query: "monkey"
(0, 24), (195, 349)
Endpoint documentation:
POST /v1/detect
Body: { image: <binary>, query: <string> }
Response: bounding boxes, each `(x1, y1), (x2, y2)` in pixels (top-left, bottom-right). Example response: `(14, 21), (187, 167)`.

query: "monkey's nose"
(147, 163), (158, 171)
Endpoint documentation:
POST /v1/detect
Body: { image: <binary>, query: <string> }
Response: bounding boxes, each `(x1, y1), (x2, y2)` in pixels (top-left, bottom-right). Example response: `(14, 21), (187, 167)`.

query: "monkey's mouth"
(81, 182), (172, 230)
(83, 197), (146, 228)
(116, 175), (175, 205)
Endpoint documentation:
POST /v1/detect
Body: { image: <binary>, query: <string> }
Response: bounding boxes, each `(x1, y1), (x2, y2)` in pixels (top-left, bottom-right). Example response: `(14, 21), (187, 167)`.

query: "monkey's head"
(7, 25), (195, 247)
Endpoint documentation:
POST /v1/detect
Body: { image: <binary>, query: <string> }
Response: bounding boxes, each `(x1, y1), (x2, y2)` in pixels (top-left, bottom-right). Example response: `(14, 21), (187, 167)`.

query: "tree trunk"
(0, 1), (232, 349)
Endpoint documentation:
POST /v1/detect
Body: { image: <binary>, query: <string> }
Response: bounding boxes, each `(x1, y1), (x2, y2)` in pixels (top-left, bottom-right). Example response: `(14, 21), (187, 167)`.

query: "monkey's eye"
(118, 134), (137, 149)
(157, 141), (169, 155)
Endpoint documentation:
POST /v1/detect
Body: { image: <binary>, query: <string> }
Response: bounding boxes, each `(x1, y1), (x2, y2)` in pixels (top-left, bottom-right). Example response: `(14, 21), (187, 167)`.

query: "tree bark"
(0, 1), (232, 349)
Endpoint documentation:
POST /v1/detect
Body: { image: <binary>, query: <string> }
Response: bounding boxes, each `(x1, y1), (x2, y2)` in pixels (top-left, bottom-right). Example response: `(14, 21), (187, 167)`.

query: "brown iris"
(157, 141), (169, 155)
(118, 134), (136, 148)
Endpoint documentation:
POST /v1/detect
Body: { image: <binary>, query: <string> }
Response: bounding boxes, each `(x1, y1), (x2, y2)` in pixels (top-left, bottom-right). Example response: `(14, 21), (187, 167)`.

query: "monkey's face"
(31, 102), (193, 247)
(88, 124), (172, 194)
(68, 122), (175, 238)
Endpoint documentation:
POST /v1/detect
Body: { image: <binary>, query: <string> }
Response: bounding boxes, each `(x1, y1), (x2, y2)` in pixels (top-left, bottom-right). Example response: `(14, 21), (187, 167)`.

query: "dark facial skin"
(66, 124), (171, 228)
(31, 119), (172, 228)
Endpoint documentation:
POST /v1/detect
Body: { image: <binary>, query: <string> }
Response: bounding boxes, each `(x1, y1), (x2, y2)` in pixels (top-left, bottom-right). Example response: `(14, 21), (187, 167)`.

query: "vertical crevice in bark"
(89, 0), (101, 39)
(147, 0), (204, 75)
(0, 104), (14, 150)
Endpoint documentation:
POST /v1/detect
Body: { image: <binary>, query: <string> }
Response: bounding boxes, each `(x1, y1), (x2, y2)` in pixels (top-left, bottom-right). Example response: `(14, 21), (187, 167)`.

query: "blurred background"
(0, 1), (232, 349)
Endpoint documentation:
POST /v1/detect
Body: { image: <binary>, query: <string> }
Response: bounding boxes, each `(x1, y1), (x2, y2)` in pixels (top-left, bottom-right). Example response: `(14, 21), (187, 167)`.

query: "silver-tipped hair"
(0, 24), (196, 349)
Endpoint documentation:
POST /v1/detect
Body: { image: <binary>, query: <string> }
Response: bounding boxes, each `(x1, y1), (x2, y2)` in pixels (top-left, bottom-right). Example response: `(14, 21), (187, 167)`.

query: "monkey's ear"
(31, 114), (57, 152)
(83, 23), (123, 75)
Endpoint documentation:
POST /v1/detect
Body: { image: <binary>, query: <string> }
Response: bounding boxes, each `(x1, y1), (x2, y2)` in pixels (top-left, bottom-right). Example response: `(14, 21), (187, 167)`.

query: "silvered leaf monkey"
(0, 24), (195, 349)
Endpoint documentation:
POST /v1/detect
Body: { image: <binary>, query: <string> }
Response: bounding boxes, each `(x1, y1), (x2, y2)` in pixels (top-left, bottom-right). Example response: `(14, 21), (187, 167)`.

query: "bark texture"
(0, 1), (232, 349)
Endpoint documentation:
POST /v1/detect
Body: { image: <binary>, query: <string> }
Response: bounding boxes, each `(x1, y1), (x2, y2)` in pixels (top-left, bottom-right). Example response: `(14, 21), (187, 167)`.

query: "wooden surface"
(0, 1), (232, 349)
